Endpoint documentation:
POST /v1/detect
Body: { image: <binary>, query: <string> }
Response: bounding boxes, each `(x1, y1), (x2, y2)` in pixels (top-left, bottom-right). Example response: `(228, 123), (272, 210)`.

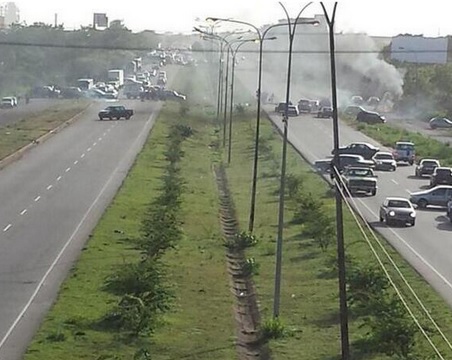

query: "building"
(0, 2), (19, 27)
(390, 34), (448, 64)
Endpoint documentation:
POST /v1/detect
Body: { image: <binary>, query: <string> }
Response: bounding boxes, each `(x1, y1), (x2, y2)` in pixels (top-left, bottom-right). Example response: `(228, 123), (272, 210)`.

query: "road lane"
(0, 99), (160, 360)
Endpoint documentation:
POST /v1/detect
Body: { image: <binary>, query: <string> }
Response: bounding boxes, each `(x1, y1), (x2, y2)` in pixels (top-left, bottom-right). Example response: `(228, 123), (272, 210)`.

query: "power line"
(333, 166), (452, 356)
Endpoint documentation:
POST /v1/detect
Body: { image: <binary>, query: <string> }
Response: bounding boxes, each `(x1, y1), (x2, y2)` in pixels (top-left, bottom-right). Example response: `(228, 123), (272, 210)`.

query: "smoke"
(258, 25), (403, 110)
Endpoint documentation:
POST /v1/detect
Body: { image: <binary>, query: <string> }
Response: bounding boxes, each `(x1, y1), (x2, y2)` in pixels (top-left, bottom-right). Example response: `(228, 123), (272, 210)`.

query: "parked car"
(379, 197), (416, 226)
(86, 88), (118, 100)
(332, 142), (380, 160)
(344, 105), (365, 116)
(356, 110), (386, 124)
(60, 87), (83, 99)
(341, 166), (377, 196)
(274, 101), (293, 114)
(393, 141), (415, 165)
(160, 90), (186, 101)
(314, 154), (374, 174)
(0, 97), (15, 109)
(286, 105), (300, 117)
(367, 96), (380, 106)
(373, 151), (397, 171)
(98, 105), (133, 120)
(351, 95), (364, 105)
(317, 107), (333, 118)
(297, 99), (311, 113)
(410, 185), (452, 208)
(415, 159), (440, 177)
(429, 167), (452, 187)
(429, 117), (452, 129)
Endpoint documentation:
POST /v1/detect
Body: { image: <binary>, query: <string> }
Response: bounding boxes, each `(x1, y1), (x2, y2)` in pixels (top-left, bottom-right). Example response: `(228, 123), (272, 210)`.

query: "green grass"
(341, 113), (452, 166)
(0, 99), (90, 159)
(224, 112), (452, 359)
(22, 63), (452, 360)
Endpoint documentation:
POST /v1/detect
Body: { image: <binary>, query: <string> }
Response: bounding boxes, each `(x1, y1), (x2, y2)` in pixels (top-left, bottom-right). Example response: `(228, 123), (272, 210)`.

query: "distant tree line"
(0, 22), (182, 96)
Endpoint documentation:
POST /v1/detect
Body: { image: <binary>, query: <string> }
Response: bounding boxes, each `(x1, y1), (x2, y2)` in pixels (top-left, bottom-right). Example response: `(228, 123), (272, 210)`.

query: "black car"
(98, 105), (133, 120)
(415, 159), (440, 177)
(430, 167), (452, 187)
(356, 110), (386, 124)
(333, 142), (380, 160)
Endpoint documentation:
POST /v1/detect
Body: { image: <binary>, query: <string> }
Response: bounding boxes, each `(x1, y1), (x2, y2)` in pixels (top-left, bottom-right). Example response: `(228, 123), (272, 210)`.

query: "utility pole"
(321, 2), (350, 359)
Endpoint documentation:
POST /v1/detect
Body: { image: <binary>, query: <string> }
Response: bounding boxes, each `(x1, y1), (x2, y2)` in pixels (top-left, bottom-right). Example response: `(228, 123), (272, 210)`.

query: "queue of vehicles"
(314, 137), (452, 226)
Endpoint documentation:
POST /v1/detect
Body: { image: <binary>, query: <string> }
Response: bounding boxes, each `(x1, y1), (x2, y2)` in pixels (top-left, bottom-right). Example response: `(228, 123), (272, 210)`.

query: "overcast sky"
(14, 0), (452, 37)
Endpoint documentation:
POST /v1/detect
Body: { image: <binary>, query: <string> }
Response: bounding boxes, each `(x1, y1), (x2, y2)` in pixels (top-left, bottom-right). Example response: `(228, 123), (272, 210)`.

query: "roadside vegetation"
(15, 61), (452, 360)
(342, 115), (452, 166)
(0, 99), (90, 159)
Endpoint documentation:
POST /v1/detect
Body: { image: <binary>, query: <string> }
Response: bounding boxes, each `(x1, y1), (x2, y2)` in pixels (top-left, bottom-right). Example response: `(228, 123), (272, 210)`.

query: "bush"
(224, 231), (258, 251)
(262, 318), (287, 340)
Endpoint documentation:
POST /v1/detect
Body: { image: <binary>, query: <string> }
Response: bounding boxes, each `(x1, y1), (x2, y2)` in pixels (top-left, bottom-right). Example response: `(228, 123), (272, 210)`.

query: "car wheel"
(99, 117), (103, 121)
(410, 220), (416, 226)
(371, 189), (377, 196)
(379, 215), (383, 222)
(109, 116), (113, 121)
(409, 160), (414, 165)
(126, 115), (130, 120)
(417, 199), (428, 208)
(385, 216), (392, 226)
(116, 117), (120, 120)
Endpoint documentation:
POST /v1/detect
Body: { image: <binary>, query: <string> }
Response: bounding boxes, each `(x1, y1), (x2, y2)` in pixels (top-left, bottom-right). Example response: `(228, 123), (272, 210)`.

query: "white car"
(373, 151), (396, 171)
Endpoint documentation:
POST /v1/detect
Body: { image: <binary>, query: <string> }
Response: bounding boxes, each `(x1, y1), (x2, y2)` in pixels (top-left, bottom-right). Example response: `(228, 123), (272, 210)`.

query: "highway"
(266, 108), (452, 308)
(233, 61), (452, 310)
(0, 99), (159, 360)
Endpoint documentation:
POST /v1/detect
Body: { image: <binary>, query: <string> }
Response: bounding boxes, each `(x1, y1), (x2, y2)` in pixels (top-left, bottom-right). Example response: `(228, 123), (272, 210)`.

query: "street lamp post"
(320, 2), (350, 359)
(207, 16), (318, 233)
(227, 38), (262, 164)
(273, 0), (314, 319)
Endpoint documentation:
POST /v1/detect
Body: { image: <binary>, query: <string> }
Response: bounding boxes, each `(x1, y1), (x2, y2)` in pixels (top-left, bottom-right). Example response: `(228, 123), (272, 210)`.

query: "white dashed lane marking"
(391, 179), (398, 185)
(87, 147), (92, 152)
(81, 154), (85, 158)
(46, 185), (53, 190)
(65, 167), (71, 173)
(20, 209), (27, 215)
(3, 224), (12, 232)
(57, 176), (62, 181)
(34, 196), (41, 202)
(74, 160), (78, 165)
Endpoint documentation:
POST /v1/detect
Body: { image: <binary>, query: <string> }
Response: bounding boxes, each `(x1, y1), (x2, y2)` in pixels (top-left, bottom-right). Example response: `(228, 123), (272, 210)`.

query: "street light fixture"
(320, 2), (350, 359)
(207, 16), (319, 233)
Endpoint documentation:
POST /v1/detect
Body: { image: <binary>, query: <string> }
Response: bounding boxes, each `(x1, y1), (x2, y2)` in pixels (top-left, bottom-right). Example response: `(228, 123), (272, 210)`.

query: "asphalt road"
(267, 109), (452, 308)
(233, 63), (452, 310)
(0, 99), (160, 360)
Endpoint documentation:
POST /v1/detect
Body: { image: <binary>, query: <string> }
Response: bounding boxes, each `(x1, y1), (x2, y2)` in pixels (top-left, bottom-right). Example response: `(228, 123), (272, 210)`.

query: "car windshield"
(387, 200), (411, 208)
(396, 143), (414, 150)
(422, 160), (438, 166)
(347, 169), (372, 176)
(375, 154), (393, 159)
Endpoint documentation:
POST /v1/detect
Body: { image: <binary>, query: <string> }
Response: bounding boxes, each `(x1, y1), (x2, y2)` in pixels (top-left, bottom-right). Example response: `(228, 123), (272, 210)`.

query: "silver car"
(379, 197), (416, 226)
(409, 185), (452, 208)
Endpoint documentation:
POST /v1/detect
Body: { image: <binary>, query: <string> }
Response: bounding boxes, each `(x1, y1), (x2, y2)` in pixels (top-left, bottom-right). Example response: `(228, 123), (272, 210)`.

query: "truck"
(341, 166), (377, 196)
(123, 82), (144, 99)
(98, 105), (133, 120)
(77, 78), (94, 91)
(107, 69), (124, 88)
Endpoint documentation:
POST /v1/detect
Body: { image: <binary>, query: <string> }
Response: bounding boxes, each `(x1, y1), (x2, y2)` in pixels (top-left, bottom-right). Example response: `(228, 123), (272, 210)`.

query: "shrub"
(262, 318), (287, 340)
(224, 231), (258, 251)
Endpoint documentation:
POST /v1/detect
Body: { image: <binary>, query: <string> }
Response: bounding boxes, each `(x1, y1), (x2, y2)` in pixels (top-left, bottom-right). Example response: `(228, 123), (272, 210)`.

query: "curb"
(0, 102), (93, 171)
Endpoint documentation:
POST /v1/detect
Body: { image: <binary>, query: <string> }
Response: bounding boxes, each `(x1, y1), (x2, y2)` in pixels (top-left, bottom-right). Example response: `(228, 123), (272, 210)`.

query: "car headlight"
(389, 211), (395, 216)
(409, 212), (416, 218)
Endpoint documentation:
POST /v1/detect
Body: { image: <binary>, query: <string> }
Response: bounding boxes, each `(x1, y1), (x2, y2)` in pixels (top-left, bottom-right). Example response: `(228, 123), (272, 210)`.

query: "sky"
(12, 0), (452, 38)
